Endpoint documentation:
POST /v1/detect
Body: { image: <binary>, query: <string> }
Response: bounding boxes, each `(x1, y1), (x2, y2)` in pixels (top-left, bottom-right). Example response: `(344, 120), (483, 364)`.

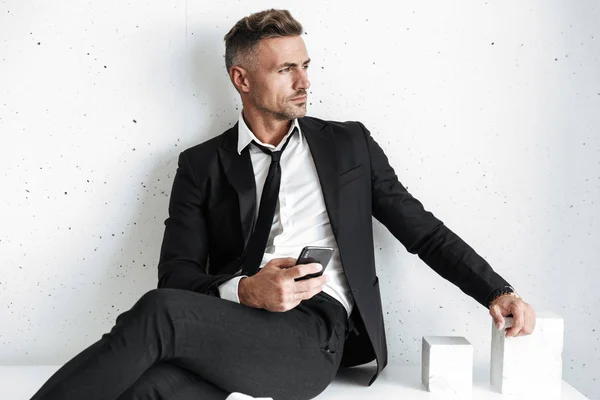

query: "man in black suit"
(31, 8), (536, 400)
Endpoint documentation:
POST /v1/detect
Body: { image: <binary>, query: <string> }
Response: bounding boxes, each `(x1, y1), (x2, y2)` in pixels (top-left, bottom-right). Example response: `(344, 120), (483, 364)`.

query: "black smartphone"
(294, 246), (334, 281)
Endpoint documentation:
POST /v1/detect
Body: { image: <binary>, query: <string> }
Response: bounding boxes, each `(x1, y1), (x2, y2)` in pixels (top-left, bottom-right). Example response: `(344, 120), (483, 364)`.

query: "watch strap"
(486, 285), (518, 308)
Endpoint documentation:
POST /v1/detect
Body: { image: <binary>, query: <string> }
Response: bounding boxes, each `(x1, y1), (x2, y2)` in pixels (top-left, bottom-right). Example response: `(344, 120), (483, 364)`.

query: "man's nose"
(294, 69), (310, 91)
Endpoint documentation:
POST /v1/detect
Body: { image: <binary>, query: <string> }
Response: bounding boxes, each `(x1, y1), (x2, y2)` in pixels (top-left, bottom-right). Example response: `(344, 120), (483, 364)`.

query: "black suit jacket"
(157, 115), (511, 385)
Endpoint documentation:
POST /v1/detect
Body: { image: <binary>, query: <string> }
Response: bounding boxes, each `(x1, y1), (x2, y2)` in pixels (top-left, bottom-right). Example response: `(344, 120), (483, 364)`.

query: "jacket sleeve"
(156, 150), (236, 296)
(357, 121), (511, 308)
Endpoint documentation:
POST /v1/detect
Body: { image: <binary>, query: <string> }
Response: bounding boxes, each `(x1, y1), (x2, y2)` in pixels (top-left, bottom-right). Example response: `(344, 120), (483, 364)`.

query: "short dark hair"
(223, 9), (303, 73)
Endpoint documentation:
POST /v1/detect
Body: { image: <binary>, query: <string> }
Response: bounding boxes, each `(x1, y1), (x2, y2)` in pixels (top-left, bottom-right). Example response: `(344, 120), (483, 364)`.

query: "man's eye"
(280, 67), (290, 73)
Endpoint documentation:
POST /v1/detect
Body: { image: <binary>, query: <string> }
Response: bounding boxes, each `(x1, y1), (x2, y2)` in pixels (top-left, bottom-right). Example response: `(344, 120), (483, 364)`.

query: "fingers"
(488, 294), (538, 339)
(260, 260), (331, 312)
(291, 284), (325, 303)
(490, 299), (536, 338)
(489, 304), (505, 330)
(267, 257), (298, 269)
(291, 272), (328, 304)
(516, 305), (536, 337)
(267, 279), (325, 312)
(284, 262), (324, 280)
(294, 274), (328, 293)
(505, 303), (525, 337)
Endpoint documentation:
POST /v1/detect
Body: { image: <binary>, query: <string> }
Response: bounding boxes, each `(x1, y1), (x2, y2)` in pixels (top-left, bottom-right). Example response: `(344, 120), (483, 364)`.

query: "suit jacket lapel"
(300, 117), (341, 239)
(216, 117), (341, 247)
(217, 123), (256, 246)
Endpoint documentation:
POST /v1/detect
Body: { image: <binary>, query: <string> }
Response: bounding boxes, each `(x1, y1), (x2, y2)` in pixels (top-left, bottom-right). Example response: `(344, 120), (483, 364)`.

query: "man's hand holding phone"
(238, 246), (334, 312)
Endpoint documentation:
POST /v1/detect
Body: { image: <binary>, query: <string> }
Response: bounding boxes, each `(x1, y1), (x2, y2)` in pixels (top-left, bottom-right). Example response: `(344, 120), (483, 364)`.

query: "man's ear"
(231, 66), (250, 94)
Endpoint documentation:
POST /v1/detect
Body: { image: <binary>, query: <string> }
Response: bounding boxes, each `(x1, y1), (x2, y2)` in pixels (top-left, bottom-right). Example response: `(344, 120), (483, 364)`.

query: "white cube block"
(421, 336), (473, 394)
(490, 311), (564, 395)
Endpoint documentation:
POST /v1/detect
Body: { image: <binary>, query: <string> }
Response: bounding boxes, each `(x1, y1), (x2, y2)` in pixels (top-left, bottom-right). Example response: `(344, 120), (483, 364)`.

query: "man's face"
(245, 35), (311, 121)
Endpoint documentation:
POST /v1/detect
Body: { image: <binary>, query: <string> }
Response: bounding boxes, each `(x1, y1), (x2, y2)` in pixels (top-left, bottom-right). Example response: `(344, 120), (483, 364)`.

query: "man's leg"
(31, 288), (347, 400)
(116, 361), (228, 400)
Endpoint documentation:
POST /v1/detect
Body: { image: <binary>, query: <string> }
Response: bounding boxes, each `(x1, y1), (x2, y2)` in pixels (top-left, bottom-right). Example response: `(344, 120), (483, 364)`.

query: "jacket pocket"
(320, 306), (346, 355)
(339, 164), (364, 187)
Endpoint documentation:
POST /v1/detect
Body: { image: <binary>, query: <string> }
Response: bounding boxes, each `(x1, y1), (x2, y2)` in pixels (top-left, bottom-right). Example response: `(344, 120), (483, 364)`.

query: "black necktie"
(242, 127), (297, 276)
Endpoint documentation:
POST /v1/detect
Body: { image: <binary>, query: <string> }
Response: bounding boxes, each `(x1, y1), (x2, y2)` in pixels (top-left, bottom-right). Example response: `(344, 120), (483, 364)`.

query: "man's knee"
(135, 288), (184, 315)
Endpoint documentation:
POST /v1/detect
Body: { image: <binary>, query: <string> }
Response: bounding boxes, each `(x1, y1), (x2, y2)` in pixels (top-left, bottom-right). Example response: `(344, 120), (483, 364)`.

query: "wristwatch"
(486, 285), (520, 308)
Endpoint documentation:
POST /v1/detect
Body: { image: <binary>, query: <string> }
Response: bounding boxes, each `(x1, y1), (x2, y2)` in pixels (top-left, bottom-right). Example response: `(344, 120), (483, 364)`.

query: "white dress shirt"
(217, 110), (354, 316)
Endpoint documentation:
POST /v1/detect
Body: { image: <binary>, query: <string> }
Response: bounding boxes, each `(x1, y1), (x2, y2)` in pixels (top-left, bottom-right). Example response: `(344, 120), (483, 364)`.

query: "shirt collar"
(237, 110), (302, 155)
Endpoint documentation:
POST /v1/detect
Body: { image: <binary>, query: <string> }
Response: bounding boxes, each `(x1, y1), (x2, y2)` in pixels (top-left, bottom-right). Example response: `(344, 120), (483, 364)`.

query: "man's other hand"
(489, 295), (536, 337)
(238, 257), (328, 312)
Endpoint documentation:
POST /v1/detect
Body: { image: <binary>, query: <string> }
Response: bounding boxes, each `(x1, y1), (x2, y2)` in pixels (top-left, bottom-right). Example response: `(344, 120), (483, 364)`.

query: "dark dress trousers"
(157, 116), (511, 385)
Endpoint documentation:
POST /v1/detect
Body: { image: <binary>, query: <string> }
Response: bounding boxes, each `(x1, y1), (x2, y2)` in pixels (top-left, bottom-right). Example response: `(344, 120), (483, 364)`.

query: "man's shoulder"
(179, 116), (368, 161)
(180, 123), (236, 161)
(302, 115), (365, 134)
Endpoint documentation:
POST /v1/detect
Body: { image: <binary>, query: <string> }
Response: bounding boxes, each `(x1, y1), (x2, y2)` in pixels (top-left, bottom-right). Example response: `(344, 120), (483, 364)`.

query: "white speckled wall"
(1, 0), (598, 398)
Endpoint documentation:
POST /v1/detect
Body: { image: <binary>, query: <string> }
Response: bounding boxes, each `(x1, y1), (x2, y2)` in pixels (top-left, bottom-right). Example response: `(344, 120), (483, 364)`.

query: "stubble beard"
(252, 92), (307, 121)
(277, 100), (307, 120)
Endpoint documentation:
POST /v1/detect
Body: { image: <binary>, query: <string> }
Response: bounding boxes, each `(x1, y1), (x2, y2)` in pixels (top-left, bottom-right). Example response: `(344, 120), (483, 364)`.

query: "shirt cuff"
(218, 275), (247, 303)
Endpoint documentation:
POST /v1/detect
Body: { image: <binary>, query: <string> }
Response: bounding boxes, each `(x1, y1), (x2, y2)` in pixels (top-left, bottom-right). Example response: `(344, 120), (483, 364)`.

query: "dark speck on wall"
(133, 119), (137, 123)
(64, 191), (67, 195)
(37, 42), (41, 45)
(491, 42), (495, 45)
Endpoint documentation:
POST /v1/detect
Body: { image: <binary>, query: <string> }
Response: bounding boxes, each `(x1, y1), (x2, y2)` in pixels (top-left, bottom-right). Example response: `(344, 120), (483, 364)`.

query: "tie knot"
(270, 149), (283, 163)
(252, 126), (297, 162)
